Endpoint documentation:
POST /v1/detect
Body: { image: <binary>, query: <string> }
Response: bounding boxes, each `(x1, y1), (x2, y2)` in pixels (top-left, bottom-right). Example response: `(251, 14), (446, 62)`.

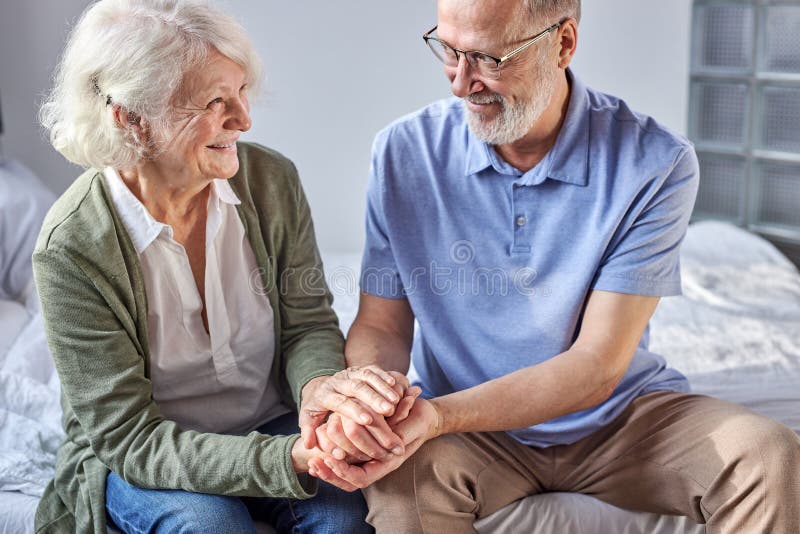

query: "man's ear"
(111, 104), (148, 143)
(557, 18), (578, 70)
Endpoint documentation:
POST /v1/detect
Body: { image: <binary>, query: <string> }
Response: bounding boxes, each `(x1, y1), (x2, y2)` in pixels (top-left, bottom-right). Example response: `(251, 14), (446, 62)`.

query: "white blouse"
(104, 168), (289, 434)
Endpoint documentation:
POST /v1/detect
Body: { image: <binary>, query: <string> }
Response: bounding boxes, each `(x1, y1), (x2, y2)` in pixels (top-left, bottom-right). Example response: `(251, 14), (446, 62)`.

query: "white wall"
(572, 0), (693, 135)
(0, 0), (88, 192)
(0, 1), (693, 254)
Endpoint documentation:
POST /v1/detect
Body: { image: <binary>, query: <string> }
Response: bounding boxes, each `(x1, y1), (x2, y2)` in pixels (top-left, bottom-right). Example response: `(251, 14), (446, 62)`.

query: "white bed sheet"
(1, 221), (798, 533)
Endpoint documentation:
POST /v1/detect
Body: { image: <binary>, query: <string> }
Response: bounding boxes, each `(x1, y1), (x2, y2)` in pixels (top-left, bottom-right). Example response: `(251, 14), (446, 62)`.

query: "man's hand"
(317, 386), (423, 461)
(308, 397), (442, 490)
(299, 366), (410, 450)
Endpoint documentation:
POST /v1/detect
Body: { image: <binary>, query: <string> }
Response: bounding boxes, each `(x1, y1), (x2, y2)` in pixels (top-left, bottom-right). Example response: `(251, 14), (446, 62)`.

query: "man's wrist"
(428, 398), (447, 439)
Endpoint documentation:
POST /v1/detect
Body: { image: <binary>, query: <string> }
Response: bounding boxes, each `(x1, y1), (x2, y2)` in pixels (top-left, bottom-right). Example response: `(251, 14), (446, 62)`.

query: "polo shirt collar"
(464, 68), (589, 187)
(103, 167), (241, 254)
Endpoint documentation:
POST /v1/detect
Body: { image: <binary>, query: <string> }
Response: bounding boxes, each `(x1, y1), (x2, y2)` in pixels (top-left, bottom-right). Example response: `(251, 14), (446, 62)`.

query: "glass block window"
(690, 0), (800, 247)
(695, 152), (747, 221)
(691, 81), (750, 147)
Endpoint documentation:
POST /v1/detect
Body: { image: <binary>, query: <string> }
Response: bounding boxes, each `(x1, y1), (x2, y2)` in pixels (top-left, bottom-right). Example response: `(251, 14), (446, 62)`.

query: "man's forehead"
(437, 0), (525, 43)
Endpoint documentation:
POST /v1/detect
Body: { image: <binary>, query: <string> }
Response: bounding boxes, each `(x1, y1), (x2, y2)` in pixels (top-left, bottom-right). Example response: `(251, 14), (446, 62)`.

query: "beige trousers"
(363, 391), (800, 534)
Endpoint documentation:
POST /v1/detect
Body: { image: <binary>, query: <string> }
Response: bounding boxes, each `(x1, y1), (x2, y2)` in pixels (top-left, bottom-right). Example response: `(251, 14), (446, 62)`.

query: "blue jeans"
(105, 412), (373, 534)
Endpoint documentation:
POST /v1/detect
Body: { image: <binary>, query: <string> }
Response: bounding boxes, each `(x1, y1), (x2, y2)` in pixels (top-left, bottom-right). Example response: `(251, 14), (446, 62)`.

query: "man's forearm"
(430, 345), (628, 436)
(345, 321), (412, 374)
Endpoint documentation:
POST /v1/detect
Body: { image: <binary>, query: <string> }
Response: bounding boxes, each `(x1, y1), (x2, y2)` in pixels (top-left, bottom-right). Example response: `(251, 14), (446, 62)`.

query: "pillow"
(0, 299), (29, 361)
(0, 160), (55, 301)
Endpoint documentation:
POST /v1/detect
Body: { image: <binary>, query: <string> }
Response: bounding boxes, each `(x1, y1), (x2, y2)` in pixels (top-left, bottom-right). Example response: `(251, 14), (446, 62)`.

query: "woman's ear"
(111, 104), (148, 143)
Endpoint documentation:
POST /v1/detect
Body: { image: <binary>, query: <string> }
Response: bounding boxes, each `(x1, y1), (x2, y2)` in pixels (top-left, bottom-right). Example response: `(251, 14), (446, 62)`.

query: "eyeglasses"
(423, 20), (563, 78)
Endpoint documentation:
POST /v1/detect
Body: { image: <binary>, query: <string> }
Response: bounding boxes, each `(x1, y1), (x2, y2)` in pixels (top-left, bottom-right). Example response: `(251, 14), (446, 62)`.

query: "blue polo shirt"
(360, 70), (698, 447)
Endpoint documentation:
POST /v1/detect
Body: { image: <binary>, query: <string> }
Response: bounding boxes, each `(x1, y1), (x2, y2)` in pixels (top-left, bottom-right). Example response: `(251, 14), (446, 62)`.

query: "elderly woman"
(34, 1), (411, 532)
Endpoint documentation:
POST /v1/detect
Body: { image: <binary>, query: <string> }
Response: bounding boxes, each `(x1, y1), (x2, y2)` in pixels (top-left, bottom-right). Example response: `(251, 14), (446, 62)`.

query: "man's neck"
(494, 73), (571, 174)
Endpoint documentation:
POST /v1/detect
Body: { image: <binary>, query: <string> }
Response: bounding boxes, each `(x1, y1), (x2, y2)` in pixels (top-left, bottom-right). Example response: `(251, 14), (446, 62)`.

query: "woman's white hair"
(40, 0), (262, 170)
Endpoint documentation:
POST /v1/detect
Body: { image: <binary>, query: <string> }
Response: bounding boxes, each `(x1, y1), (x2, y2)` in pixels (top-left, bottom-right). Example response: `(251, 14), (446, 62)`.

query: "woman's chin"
(207, 157), (240, 180)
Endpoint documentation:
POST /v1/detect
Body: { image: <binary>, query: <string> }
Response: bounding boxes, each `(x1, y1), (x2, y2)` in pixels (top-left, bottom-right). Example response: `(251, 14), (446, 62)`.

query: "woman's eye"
(208, 97), (224, 108)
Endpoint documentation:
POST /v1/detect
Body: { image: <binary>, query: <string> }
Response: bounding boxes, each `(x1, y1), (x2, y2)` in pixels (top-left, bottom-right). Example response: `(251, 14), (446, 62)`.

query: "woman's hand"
(317, 386), (422, 462)
(298, 366), (410, 450)
(307, 398), (442, 491)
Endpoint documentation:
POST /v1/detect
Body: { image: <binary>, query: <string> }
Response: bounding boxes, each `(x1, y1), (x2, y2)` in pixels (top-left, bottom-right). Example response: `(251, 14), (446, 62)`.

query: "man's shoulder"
(374, 97), (465, 151)
(583, 84), (693, 158)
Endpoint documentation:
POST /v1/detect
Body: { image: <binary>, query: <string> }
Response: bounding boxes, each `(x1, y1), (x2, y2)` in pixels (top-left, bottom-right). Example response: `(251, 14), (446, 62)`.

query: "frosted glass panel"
(760, 86), (800, 153)
(691, 81), (749, 146)
(695, 153), (745, 219)
(755, 161), (800, 228)
(763, 5), (800, 73)
(693, 4), (754, 72)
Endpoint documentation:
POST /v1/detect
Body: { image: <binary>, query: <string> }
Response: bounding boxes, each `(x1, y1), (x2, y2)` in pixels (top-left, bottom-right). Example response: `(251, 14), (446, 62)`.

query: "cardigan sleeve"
(32, 246), (317, 499)
(277, 164), (347, 407)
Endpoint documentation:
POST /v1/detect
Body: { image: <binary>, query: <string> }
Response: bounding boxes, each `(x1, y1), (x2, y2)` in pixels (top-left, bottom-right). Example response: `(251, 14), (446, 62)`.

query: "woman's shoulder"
(232, 142), (301, 199)
(237, 143), (297, 180)
(35, 168), (114, 255)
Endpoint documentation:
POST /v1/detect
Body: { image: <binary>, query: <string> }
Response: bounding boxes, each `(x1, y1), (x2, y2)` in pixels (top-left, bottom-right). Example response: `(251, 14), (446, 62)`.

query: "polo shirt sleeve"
(360, 134), (406, 299)
(591, 146), (699, 297)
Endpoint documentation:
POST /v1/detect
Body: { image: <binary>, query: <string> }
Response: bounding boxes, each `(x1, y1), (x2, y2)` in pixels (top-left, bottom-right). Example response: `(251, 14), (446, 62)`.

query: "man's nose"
(448, 55), (484, 98)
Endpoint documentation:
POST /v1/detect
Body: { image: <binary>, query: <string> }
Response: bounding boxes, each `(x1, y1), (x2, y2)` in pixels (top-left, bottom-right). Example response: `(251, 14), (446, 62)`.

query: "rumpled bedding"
(0, 160), (61, 499)
(0, 290), (61, 497)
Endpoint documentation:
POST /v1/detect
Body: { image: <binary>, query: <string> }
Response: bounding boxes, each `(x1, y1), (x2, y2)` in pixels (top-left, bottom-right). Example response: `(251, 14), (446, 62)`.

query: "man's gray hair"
(40, 0), (262, 170)
(523, 0), (581, 25)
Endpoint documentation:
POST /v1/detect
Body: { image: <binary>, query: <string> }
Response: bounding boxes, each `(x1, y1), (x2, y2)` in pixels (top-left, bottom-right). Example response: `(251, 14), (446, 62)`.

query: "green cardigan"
(32, 143), (346, 533)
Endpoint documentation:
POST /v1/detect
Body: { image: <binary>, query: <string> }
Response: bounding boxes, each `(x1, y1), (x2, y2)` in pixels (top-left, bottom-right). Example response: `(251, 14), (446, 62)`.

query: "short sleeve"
(592, 146), (699, 296)
(359, 135), (406, 299)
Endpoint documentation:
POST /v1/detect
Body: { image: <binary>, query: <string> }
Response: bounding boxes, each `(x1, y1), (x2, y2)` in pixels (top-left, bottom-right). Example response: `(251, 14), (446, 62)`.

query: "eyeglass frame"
(422, 19), (565, 72)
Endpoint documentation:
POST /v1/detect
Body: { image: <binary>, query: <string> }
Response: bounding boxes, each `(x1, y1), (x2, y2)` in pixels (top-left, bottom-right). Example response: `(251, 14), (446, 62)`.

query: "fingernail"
(392, 447), (404, 455)
(309, 467), (316, 476)
(360, 414), (371, 424)
(381, 402), (393, 412)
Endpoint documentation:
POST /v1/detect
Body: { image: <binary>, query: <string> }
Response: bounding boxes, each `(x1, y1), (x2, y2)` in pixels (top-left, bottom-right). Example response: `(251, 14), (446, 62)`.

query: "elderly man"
(308, 0), (800, 532)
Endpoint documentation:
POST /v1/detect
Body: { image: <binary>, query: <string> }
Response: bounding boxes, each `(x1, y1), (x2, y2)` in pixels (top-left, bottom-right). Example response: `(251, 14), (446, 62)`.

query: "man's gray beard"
(464, 59), (557, 145)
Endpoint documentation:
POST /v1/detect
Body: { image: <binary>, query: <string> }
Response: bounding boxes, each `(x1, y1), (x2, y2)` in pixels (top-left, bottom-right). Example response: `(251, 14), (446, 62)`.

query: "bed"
(1, 158), (799, 533)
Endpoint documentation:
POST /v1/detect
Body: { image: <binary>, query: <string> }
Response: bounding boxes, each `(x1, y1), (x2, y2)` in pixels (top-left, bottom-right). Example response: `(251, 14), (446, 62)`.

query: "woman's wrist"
(290, 436), (312, 473)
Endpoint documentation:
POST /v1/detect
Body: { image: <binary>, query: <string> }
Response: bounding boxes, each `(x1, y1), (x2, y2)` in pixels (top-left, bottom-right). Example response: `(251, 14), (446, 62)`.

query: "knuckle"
(352, 381), (373, 395)
(329, 419), (343, 434)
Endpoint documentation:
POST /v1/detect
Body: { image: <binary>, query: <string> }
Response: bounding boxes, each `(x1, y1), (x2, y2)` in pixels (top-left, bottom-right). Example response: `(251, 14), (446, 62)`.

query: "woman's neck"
(118, 166), (211, 227)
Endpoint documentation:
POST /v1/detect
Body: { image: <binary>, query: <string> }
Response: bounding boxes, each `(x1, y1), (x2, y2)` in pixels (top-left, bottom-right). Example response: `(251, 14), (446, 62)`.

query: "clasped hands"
(294, 365), (442, 491)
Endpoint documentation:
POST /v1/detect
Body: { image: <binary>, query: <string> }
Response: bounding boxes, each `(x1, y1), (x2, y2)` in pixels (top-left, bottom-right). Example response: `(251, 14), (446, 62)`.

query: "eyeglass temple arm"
(498, 20), (564, 63)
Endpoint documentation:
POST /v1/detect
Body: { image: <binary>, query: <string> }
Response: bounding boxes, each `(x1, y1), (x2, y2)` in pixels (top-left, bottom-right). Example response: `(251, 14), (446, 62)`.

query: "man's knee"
(714, 411), (800, 477)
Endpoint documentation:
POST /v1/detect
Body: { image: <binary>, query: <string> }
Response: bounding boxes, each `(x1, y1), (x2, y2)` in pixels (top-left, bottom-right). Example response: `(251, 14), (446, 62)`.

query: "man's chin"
(466, 113), (509, 144)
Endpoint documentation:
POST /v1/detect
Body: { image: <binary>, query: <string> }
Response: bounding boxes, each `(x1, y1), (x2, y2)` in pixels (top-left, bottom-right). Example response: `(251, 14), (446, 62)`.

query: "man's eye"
(441, 46), (457, 59)
(208, 97), (224, 108)
(472, 52), (496, 65)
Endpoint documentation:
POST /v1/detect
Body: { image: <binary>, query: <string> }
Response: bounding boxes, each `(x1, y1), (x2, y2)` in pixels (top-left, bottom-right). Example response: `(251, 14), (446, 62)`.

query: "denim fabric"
(106, 412), (373, 534)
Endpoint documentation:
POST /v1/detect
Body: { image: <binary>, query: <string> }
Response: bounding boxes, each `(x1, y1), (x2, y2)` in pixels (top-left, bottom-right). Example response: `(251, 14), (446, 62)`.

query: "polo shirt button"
(516, 215), (527, 227)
